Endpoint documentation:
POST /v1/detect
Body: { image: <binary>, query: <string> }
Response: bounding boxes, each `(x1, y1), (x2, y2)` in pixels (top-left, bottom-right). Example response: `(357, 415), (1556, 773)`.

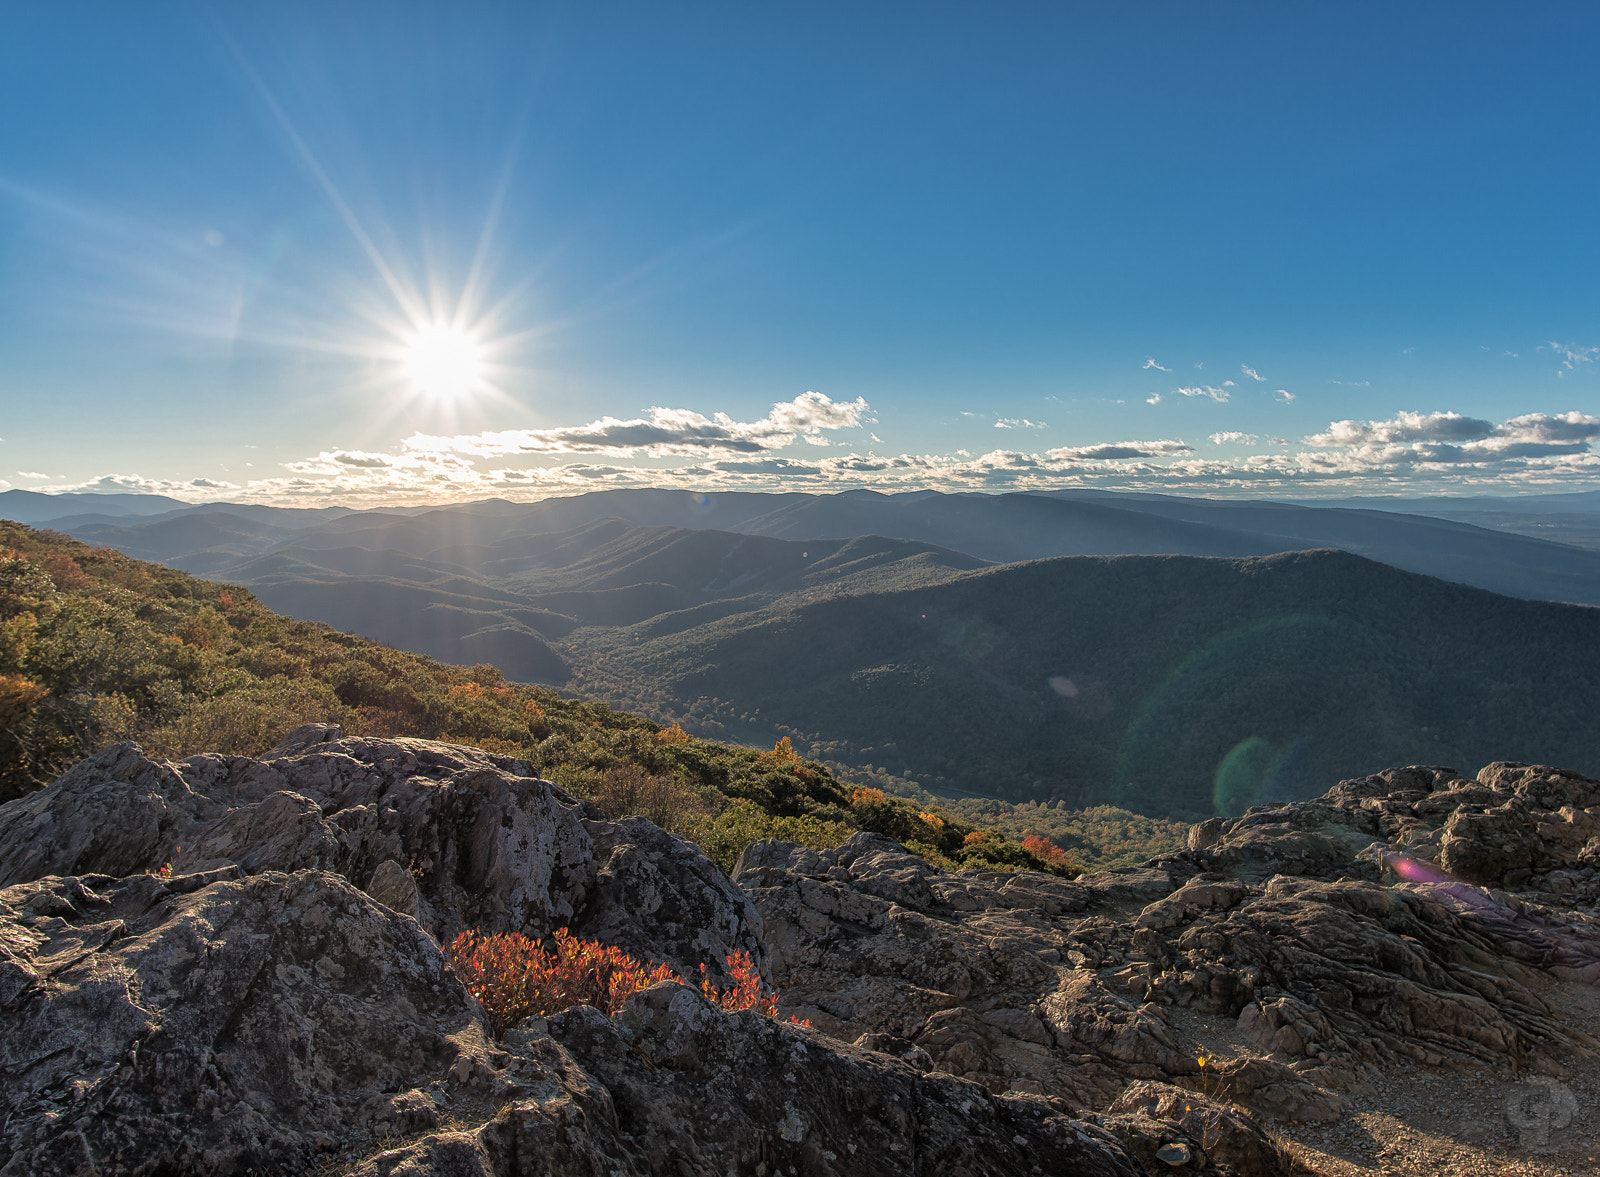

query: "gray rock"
(366, 857), (420, 917)
(1104, 1081), (1292, 1176)
(0, 732), (761, 979)
(8, 735), (1600, 1174)
(353, 982), (1147, 1177)
(740, 760), (1600, 1127)
(0, 869), (490, 1176)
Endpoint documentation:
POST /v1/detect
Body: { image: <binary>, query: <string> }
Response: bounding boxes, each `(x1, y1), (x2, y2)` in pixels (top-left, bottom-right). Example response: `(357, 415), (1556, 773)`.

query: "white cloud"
(1173, 385), (1231, 402)
(1330, 379), (1370, 387)
(16, 471), (47, 479)
(1209, 432), (1258, 446)
(405, 392), (869, 459)
(1146, 393), (1162, 405)
(1296, 410), (1600, 473)
(1241, 364), (1264, 382)
(1541, 342), (1599, 372)
(995, 418), (1046, 429)
(1274, 389), (1295, 404)
(1048, 440), (1193, 460)
(1503, 411), (1600, 441)
(1305, 410), (1495, 447)
(36, 473), (242, 499)
(1142, 357), (1171, 372)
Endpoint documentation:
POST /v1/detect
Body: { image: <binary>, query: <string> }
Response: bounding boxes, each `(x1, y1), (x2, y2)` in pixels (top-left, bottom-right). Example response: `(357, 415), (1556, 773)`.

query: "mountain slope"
(569, 548), (1600, 817)
(196, 521), (984, 668)
(0, 520), (1074, 876)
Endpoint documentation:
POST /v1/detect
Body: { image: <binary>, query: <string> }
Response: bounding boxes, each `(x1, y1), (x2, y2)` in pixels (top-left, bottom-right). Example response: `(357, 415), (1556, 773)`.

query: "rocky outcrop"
(9, 735), (1596, 1175)
(351, 983), (1147, 1177)
(0, 868), (1150, 1177)
(736, 762), (1600, 1131)
(1, 868), (494, 1175)
(0, 725), (762, 980)
(0, 733), (1165, 1176)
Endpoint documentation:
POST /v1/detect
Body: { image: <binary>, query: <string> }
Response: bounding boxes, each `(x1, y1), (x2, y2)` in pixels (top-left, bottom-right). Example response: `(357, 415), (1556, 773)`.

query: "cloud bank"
(403, 391), (868, 458)
(37, 405), (1600, 507)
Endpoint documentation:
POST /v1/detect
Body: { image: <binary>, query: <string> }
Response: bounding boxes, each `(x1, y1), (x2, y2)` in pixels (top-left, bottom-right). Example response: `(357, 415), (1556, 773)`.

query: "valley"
(13, 488), (1600, 820)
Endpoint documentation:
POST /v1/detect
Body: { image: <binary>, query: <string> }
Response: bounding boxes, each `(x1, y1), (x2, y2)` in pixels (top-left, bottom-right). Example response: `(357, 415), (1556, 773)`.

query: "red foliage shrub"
(1021, 832), (1074, 868)
(449, 927), (678, 1035)
(449, 930), (806, 1037)
(699, 948), (778, 1017)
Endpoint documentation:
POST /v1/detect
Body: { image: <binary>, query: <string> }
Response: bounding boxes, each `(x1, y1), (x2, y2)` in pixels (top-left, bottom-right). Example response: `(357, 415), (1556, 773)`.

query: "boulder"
(0, 869), (490, 1176)
(1104, 1081), (1294, 1176)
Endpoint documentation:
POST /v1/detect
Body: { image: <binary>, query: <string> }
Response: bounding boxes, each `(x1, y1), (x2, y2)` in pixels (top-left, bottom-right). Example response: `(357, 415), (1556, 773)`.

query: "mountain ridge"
(42, 486), (1600, 607)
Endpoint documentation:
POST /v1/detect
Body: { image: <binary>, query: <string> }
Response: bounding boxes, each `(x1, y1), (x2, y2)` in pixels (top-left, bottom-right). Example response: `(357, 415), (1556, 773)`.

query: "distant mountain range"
(19, 484), (1600, 604)
(8, 486), (1599, 814)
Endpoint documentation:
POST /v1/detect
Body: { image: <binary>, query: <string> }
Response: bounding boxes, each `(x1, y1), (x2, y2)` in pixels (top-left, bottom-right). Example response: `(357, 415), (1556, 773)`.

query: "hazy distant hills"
(0, 489), (199, 522)
(10, 486), (1600, 816)
(30, 485), (1600, 606)
(209, 521), (983, 682)
(1279, 491), (1600, 551)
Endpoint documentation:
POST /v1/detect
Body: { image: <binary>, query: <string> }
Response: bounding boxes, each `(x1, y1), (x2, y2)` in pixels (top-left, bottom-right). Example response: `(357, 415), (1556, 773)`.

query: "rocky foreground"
(3, 727), (1599, 1175)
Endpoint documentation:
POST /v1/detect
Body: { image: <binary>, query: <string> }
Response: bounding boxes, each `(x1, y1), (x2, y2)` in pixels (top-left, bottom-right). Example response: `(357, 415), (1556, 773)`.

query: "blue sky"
(2, 2), (1597, 504)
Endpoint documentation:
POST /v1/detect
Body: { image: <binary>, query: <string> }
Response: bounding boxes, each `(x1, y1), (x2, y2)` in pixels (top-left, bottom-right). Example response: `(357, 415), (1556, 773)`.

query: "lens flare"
(1385, 853), (1451, 884)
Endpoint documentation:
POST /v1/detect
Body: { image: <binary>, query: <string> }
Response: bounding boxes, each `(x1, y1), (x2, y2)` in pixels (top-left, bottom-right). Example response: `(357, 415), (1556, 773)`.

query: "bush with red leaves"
(449, 929), (807, 1036)
(449, 927), (679, 1036)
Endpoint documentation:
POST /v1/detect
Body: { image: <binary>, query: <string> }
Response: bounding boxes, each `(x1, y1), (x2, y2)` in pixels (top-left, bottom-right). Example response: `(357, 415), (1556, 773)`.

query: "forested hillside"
(0, 522), (1076, 874)
(571, 547), (1600, 817)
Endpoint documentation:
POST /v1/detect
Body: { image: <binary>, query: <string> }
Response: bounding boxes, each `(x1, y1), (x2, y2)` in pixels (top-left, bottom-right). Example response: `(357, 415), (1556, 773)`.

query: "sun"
(402, 324), (484, 400)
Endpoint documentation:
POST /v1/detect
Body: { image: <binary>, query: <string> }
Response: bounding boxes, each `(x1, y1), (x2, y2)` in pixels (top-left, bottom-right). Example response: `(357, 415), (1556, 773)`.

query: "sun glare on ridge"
(402, 324), (485, 401)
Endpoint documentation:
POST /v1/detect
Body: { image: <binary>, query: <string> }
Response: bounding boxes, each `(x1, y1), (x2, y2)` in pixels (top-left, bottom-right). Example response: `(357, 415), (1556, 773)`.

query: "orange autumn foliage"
(449, 930), (805, 1037)
(450, 928), (679, 1035)
(699, 948), (778, 1017)
(39, 551), (91, 591)
(1021, 833), (1074, 868)
(655, 721), (691, 745)
(760, 736), (802, 766)
(849, 786), (886, 806)
(0, 675), (47, 731)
